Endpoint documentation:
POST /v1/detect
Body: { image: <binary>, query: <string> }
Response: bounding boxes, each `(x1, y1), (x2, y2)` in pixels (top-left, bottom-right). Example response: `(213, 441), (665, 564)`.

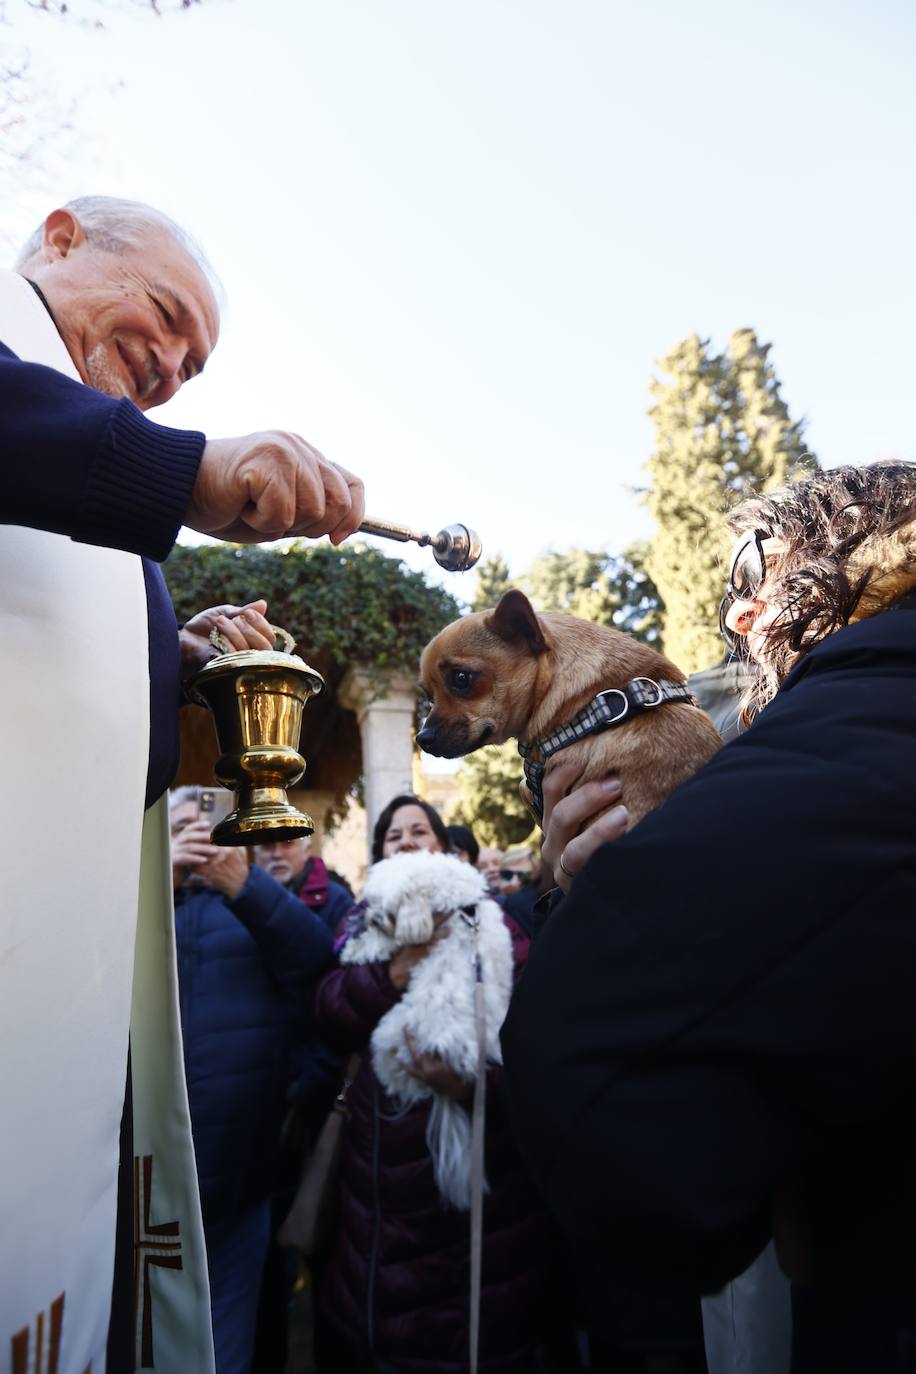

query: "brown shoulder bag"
(277, 1053), (361, 1259)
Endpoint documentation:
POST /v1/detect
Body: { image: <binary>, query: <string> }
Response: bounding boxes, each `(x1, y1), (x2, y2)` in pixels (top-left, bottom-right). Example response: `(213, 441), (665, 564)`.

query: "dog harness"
(518, 676), (699, 821)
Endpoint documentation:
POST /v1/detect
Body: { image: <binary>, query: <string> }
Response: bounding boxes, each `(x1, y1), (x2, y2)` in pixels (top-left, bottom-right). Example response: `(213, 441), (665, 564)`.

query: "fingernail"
(609, 804), (628, 825)
(603, 779), (623, 795)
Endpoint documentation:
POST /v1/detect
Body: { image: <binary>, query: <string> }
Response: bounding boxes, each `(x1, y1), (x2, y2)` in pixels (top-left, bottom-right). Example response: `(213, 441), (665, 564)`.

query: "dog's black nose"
(416, 725), (438, 753)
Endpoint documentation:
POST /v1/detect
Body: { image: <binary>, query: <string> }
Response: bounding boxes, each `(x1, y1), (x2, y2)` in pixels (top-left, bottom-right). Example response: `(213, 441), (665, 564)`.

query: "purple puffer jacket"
(314, 913), (554, 1374)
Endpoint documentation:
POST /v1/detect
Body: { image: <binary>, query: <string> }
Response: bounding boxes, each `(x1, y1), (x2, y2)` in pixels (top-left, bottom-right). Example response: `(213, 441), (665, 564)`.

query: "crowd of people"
(5, 191), (916, 1374)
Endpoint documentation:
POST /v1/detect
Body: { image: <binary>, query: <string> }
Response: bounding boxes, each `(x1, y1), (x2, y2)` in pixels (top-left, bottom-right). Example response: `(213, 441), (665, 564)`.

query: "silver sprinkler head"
(430, 524), (483, 572)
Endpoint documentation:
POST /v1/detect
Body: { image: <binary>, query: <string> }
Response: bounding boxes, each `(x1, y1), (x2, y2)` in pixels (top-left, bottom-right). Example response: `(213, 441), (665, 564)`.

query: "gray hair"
(14, 195), (222, 298)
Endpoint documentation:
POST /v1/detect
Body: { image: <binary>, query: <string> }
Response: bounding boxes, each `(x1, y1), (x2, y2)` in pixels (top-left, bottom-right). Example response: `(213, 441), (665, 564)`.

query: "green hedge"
(163, 540), (463, 685)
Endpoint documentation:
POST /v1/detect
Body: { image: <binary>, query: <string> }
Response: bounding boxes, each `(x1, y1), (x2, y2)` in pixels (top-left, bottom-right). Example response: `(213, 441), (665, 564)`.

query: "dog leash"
(518, 676), (698, 821)
(463, 906), (487, 1374)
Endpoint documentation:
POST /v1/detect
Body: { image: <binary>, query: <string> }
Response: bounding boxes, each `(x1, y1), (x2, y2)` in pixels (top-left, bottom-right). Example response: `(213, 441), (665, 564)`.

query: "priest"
(0, 196), (365, 1374)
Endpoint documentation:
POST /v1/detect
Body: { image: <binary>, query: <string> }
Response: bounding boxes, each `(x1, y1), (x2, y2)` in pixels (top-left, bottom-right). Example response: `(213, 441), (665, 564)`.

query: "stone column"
(338, 667), (418, 852)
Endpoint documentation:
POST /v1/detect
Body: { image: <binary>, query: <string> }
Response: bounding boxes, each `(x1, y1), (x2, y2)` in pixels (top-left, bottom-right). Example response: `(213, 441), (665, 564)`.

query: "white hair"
(14, 194), (222, 298)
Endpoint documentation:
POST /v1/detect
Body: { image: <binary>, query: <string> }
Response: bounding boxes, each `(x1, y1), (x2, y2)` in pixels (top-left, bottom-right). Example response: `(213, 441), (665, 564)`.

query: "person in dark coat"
(248, 835), (353, 1374)
(501, 461), (916, 1373)
(314, 794), (553, 1374)
(169, 791), (337, 1374)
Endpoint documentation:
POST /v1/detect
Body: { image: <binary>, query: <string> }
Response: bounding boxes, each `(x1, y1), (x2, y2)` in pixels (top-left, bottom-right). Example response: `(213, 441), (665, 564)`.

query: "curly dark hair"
(727, 460), (916, 715)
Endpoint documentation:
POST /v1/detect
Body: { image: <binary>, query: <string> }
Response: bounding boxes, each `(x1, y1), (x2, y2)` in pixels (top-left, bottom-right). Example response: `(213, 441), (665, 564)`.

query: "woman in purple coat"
(314, 795), (553, 1374)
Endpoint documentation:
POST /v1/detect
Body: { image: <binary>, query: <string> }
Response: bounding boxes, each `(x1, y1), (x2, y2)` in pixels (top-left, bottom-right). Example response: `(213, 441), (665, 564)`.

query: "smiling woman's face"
(381, 804), (444, 859)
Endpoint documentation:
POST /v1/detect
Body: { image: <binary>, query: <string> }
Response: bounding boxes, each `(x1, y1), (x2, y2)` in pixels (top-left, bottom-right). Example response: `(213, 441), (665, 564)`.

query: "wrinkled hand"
(171, 818), (219, 889)
(541, 758), (628, 893)
(179, 600), (276, 678)
(186, 431), (366, 545)
(403, 1028), (472, 1101)
(387, 912), (451, 992)
(194, 844), (250, 901)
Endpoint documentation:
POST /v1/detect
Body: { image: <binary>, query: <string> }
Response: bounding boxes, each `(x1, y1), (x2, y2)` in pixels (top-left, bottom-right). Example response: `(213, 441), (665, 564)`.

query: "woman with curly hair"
(503, 462), (916, 1373)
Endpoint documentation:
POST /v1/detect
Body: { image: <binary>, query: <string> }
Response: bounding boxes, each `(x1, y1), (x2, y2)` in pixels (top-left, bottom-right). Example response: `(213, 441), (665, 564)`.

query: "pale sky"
(3, 0), (915, 593)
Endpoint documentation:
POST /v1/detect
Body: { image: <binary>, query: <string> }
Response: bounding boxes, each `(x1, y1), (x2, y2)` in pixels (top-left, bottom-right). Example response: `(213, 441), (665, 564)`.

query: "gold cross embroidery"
(133, 1155), (183, 1370)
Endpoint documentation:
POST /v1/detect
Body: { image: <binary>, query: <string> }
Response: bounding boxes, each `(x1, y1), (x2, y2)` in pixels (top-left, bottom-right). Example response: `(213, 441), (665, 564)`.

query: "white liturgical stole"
(0, 270), (214, 1374)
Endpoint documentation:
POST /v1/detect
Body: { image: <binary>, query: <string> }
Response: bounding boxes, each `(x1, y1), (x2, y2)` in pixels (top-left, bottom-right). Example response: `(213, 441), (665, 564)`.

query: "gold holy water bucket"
(190, 627), (324, 845)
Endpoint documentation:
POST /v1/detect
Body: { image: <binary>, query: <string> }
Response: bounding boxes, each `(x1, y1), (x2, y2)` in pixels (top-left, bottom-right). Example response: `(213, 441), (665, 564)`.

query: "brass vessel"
(190, 631), (324, 846)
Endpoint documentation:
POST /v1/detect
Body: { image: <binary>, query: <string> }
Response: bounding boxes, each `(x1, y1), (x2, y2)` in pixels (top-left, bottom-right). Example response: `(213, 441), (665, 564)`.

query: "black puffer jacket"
(502, 594), (916, 1369)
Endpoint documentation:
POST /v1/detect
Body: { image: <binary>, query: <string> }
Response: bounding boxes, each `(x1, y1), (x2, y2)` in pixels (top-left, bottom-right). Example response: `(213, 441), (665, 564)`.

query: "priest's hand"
(541, 759), (628, 893)
(186, 431), (365, 545)
(196, 845), (250, 901)
(179, 599), (275, 678)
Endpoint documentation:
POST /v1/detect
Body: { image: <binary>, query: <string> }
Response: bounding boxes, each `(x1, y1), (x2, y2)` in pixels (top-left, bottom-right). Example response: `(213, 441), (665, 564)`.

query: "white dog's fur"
(341, 851), (514, 1208)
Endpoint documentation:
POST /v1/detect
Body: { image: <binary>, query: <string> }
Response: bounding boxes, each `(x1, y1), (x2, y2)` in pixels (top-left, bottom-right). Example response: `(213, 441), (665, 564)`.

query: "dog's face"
(417, 589), (550, 757)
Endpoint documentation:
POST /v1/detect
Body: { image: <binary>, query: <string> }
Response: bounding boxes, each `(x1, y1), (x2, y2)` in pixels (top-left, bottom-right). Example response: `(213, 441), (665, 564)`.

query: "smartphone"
(197, 787), (234, 829)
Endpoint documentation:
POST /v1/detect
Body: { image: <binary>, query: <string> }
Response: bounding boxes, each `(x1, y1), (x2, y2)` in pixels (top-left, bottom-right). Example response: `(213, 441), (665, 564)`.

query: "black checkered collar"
(518, 676), (697, 822)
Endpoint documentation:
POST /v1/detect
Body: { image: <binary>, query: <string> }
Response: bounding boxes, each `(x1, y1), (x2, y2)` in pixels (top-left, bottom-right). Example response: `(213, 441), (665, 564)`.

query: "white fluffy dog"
(340, 850), (513, 1208)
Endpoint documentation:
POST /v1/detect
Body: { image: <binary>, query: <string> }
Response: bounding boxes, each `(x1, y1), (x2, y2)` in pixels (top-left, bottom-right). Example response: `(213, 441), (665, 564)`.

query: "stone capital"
(338, 666), (418, 719)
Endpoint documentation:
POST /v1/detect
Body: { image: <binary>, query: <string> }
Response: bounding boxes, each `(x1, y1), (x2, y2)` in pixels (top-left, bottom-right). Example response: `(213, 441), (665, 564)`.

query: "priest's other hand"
(541, 759), (628, 893)
(185, 431), (366, 545)
(179, 599), (275, 678)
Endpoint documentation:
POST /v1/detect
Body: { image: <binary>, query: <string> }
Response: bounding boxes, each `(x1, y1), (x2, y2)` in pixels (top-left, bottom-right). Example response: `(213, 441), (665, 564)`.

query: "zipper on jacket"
(367, 1076), (381, 1356)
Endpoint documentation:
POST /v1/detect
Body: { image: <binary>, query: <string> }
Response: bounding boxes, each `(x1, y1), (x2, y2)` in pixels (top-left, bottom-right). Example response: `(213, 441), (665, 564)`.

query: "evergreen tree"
(471, 552), (513, 612)
(645, 329), (816, 673)
(523, 544), (663, 645)
(449, 741), (536, 850)
(604, 541), (665, 646)
(524, 547), (616, 621)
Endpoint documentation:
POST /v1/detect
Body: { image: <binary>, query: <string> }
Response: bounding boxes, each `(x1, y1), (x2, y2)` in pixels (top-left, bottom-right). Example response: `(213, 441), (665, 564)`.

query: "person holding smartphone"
(169, 789), (340, 1374)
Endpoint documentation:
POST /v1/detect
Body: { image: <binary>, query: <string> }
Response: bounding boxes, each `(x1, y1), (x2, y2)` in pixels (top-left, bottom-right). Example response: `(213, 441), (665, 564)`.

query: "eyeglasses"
(719, 529), (769, 653)
(727, 529), (769, 602)
(499, 868), (528, 883)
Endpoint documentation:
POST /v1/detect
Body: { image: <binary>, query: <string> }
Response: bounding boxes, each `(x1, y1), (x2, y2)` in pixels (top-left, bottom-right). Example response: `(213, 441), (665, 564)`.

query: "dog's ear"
(484, 589), (549, 655)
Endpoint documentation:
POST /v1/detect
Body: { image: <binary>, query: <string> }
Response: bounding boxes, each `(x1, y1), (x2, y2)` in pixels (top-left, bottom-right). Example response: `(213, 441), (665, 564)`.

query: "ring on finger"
(558, 849), (574, 880)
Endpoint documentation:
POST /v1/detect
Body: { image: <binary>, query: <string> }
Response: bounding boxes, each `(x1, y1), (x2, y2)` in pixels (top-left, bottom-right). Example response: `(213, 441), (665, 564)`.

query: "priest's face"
(31, 209), (219, 411)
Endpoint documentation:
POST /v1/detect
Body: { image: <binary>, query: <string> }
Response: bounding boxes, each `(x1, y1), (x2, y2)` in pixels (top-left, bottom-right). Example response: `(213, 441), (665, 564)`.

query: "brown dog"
(417, 589), (722, 829)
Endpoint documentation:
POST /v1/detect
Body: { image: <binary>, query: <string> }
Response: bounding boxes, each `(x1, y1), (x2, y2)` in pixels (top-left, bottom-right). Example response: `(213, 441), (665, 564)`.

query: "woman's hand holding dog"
(402, 1028), (472, 1101)
(542, 761), (628, 893)
(387, 912), (451, 991)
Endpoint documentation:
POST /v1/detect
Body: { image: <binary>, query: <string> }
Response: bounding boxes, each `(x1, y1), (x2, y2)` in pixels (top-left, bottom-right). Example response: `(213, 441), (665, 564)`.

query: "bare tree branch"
(0, 0), (203, 249)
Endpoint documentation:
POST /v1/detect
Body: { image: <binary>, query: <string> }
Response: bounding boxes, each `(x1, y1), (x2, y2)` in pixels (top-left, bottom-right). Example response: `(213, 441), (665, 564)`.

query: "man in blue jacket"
(502, 462), (916, 1372)
(169, 791), (339, 1374)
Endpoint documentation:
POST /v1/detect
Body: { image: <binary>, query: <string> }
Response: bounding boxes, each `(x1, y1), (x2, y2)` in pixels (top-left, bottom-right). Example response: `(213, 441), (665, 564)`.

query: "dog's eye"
(447, 668), (476, 694)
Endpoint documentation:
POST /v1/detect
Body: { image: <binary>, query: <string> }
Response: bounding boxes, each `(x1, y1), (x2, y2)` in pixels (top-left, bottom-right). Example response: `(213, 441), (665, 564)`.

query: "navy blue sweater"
(1, 340), (205, 803)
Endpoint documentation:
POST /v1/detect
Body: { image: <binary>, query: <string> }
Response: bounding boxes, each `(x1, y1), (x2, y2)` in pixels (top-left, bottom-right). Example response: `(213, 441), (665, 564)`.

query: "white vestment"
(0, 271), (214, 1374)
